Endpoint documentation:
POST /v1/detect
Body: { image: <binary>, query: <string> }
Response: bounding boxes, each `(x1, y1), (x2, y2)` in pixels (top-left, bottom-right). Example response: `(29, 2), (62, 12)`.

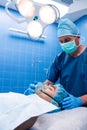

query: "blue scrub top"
(47, 48), (87, 98)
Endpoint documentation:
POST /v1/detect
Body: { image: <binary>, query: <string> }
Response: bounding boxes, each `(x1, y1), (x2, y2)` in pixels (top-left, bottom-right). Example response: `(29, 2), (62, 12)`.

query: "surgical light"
(39, 5), (57, 24)
(27, 21), (43, 39)
(18, 0), (35, 18)
(5, 0), (60, 40)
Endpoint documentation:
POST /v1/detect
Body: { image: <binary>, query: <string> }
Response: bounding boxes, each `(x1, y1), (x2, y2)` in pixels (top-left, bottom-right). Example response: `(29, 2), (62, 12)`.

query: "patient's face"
(36, 85), (57, 102)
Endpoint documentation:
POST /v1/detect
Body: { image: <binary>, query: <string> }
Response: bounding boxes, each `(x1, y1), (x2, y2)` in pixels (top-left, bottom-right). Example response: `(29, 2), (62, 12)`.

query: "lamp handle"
(9, 28), (47, 39)
(5, 0), (26, 23)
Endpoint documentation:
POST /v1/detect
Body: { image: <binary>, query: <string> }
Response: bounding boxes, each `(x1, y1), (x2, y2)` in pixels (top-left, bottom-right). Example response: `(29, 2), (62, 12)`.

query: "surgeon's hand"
(62, 94), (83, 110)
(28, 84), (36, 95)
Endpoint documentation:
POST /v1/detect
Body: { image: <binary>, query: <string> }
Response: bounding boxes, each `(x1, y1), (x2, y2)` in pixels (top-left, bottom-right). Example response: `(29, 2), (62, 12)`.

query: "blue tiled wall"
(0, 7), (61, 93)
(0, 6), (87, 93)
(75, 16), (87, 45)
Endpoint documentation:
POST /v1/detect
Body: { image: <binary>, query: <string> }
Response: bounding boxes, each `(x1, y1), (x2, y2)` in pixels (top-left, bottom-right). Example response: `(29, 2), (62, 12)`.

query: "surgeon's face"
(58, 35), (79, 45)
(37, 85), (57, 102)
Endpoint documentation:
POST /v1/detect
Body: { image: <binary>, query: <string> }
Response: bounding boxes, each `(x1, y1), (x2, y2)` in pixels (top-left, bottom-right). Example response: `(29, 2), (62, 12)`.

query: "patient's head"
(35, 82), (68, 107)
(35, 83), (57, 102)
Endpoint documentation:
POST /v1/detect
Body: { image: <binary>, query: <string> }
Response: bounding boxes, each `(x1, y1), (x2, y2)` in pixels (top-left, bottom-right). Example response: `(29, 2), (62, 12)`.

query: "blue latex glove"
(62, 94), (83, 110)
(27, 82), (44, 95)
(26, 84), (36, 95)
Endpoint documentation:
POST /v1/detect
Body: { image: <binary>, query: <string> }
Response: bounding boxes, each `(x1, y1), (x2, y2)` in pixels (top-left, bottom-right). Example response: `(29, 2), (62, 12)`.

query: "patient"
(15, 83), (69, 130)
(35, 82), (69, 108)
(0, 83), (68, 130)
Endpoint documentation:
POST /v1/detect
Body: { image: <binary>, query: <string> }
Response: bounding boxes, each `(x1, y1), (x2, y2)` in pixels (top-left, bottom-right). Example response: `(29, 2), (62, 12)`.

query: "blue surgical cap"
(57, 18), (80, 37)
(52, 84), (68, 105)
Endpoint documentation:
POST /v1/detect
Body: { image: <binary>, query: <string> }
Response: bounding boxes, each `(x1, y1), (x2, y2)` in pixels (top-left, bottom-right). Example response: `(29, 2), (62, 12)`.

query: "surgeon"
(29, 18), (87, 110)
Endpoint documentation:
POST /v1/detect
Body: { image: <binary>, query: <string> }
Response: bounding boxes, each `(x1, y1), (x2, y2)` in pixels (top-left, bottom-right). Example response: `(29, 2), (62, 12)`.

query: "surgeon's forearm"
(80, 94), (87, 105)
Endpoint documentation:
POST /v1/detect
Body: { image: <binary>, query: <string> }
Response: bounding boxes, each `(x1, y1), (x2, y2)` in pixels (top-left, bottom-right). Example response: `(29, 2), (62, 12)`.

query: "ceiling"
(53, 0), (73, 5)
(0, 0), (73, 9)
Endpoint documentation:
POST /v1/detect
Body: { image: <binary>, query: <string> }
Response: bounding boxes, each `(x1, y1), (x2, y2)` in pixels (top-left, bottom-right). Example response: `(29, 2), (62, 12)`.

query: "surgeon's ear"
(75, 36), (80, 45)
(77, 36), (80, 40)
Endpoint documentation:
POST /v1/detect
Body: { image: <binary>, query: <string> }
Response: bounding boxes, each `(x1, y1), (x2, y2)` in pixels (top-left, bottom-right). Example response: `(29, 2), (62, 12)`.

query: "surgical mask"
(61, 40), (78, 54)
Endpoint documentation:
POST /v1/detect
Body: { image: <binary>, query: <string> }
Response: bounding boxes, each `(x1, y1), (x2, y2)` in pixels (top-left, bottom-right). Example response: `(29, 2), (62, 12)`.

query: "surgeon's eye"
(59, 40), (63, 43)
(60, 38), (72, 44)
(64, 38), (71, 43)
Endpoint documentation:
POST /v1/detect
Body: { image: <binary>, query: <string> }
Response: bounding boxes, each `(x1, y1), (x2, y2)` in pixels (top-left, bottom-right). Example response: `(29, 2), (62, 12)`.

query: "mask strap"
(40, 89), (59, 105)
